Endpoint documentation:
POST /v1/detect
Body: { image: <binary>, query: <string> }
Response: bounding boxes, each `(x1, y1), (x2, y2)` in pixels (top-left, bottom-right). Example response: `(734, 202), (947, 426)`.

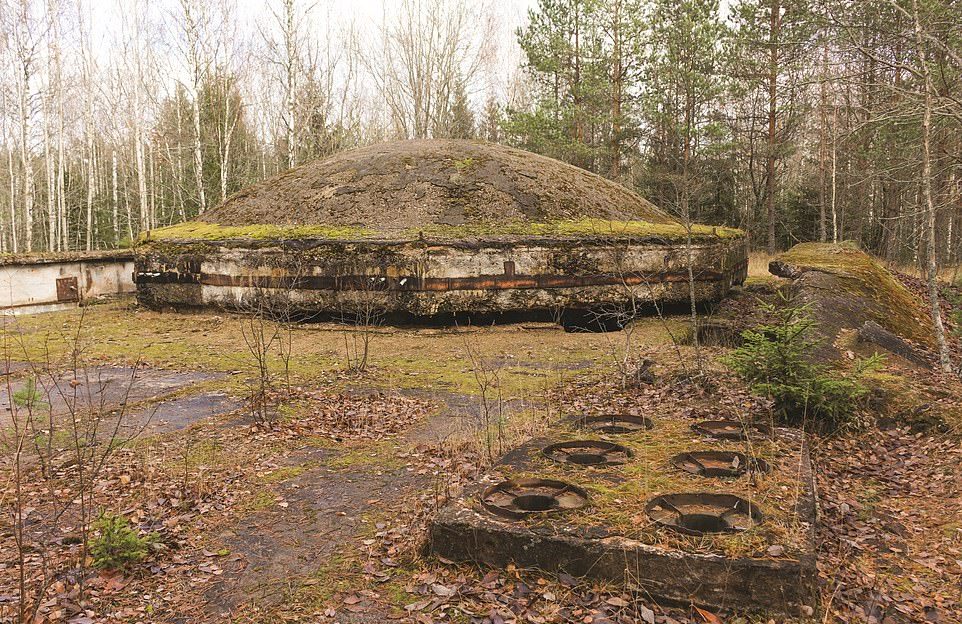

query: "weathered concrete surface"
(136, 236), (748, 317)
(857, 320), (932, 368)
(121, 391), (244, 435)
(0, 250), (134, 314)
(197, 139), (676, 230)
(206, 447), (421, 614)
(0, 366), (222, 428)
(429, 426), (817, 616)
(770, 242), (935, 362)
(135, 140), (747, 319)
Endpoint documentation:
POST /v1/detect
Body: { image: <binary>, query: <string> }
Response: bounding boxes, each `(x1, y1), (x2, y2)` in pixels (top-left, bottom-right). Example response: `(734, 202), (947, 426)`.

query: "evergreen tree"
(505, 0), (619, 173)
(441, 80), (476, 139)
(728, 0), (817, 251)
(480, 97), (501, 142)
(639, 0), (729, 224)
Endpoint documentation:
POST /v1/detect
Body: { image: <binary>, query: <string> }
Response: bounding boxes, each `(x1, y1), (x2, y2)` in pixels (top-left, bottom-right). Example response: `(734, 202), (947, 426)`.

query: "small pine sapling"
(723, 297), (882, 430)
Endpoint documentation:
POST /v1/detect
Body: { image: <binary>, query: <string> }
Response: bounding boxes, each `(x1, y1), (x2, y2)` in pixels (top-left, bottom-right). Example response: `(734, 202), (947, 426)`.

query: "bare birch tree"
(362, 0), (495, 139)
(7, 0), (41, 252)
(174, 0), (210, 214)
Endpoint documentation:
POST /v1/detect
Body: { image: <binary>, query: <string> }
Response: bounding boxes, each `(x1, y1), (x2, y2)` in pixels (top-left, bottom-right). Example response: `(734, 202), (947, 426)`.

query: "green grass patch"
(257, 462), (318, 484)
(324, 441), (406, 470)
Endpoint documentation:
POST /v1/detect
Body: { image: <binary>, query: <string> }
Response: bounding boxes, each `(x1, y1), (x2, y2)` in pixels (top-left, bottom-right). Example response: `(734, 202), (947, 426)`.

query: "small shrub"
(12, 378), (44, 409)
(90, 511), (157, 570)
(723, 300), (881, 430)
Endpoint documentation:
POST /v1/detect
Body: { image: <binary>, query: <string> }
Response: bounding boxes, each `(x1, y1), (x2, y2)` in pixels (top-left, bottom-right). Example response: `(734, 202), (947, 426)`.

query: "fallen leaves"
(281, 390), (434, 441)
(816, 426), (962, 623)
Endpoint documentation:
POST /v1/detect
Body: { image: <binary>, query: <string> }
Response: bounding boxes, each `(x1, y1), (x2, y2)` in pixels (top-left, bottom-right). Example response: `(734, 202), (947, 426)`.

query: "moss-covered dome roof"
(203, 139), (676, 234)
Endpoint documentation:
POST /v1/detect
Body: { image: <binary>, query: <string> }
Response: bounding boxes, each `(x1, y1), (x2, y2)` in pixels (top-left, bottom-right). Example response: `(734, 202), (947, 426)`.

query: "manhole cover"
(574, 414), (653, 434)
(646, 493), (764, 535)
(670, 451), (770, 477)
(542, 440), (632, 466)
(691, 419), (771, 441)
(481, 478), (589, 520)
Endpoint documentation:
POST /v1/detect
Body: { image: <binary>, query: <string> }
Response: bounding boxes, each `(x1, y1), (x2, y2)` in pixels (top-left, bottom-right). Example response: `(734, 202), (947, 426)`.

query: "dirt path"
(205, 443), (429, 618)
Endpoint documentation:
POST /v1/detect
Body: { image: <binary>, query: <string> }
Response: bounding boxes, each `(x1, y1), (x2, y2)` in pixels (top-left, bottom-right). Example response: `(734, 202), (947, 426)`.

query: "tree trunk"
(609, 0), (622, 180)
(912, 0), (952, 373)
(18, 61), (34, 253)
(112, 151), (119, 238)
(765, 0), (780, 255)
(818, 42), (828, 242)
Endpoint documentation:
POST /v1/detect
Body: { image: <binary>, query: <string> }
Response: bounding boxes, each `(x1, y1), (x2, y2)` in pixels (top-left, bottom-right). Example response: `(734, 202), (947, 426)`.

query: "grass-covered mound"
(770, 242), (934, 348)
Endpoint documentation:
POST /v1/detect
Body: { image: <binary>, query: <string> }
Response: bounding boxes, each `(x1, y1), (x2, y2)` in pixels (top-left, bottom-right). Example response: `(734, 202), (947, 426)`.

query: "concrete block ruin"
(430, 414), (817, 616)
(134, 140), (748, 324)
(0, 250), (135, 314)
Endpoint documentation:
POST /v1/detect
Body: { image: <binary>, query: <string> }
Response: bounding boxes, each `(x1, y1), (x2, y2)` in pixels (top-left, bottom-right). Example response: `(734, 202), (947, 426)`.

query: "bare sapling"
(239, 293), (281, 428)
(461, 330), (505, 463)
(337, 274), (386, 374)
(2, 310), (151, 623)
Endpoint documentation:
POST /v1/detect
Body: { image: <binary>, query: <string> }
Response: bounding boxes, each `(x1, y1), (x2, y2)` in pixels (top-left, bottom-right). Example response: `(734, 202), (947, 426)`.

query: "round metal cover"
(542, 440), (633, 466)
(574, 414), (653, 434)
(670, 451), (770, 477)
(691, 419), (772, 441)
(646, 493), (764, 535)
(480, 478), (589, 520)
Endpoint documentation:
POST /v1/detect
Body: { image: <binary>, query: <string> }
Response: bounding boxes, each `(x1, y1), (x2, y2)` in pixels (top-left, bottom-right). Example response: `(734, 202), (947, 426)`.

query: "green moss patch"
(772, 242), (934, 346)
(141, 221), (373, 242)
(404, 218), (745, 242)
(139, 218), (744, 244)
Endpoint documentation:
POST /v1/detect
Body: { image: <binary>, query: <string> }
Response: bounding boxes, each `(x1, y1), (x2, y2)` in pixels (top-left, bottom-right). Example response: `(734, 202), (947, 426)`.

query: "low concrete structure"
(0, 251), (135, 314)
(430, 418), (817, 616)
(135, 140), (747, 322)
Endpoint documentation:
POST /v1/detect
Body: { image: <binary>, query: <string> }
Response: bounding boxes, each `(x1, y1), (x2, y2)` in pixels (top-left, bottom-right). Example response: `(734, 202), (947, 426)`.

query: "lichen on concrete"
(198, 139), (677, 233)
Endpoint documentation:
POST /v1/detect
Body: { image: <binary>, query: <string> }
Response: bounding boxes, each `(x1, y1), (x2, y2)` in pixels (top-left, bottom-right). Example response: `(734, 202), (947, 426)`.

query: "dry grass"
(747, 251), (775, 279)
(489, 412), (810, 559)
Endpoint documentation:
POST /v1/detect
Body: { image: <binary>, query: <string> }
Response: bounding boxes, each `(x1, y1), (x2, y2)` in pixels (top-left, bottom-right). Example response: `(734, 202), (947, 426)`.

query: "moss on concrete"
(404, 218), (745, 242)
(142, 221), (373, 243)
(141, 218), (744, 244)
(772, 242), (935, 346)
(492, 417), (809, 559)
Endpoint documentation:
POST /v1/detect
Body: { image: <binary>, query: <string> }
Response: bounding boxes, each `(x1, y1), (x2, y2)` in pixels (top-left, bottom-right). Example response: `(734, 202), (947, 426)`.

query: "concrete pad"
(429, 421), (817, 616)
(0, 366), (223, 427)
(206, 449), (421, 613)
(122, 391), (244, 435)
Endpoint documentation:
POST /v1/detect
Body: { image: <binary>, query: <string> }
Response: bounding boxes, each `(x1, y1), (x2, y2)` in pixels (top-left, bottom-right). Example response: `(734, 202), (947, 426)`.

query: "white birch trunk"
(912, 0), (953, 373)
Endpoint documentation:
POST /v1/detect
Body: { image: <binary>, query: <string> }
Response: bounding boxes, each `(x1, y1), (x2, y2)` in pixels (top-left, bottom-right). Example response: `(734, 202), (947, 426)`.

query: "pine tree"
(729, 0), (817, 252)
(640, 0), (729, 224)
(505, 0), (617, 173)
(442, 80), (476, 139)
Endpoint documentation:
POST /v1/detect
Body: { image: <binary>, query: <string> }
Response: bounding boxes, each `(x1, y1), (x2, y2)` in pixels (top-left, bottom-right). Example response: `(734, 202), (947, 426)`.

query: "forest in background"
(0, 0), (960, 268)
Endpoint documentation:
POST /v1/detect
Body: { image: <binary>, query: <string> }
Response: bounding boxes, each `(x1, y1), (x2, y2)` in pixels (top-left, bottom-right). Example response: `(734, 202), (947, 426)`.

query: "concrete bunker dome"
(135, 139), (748, 322)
